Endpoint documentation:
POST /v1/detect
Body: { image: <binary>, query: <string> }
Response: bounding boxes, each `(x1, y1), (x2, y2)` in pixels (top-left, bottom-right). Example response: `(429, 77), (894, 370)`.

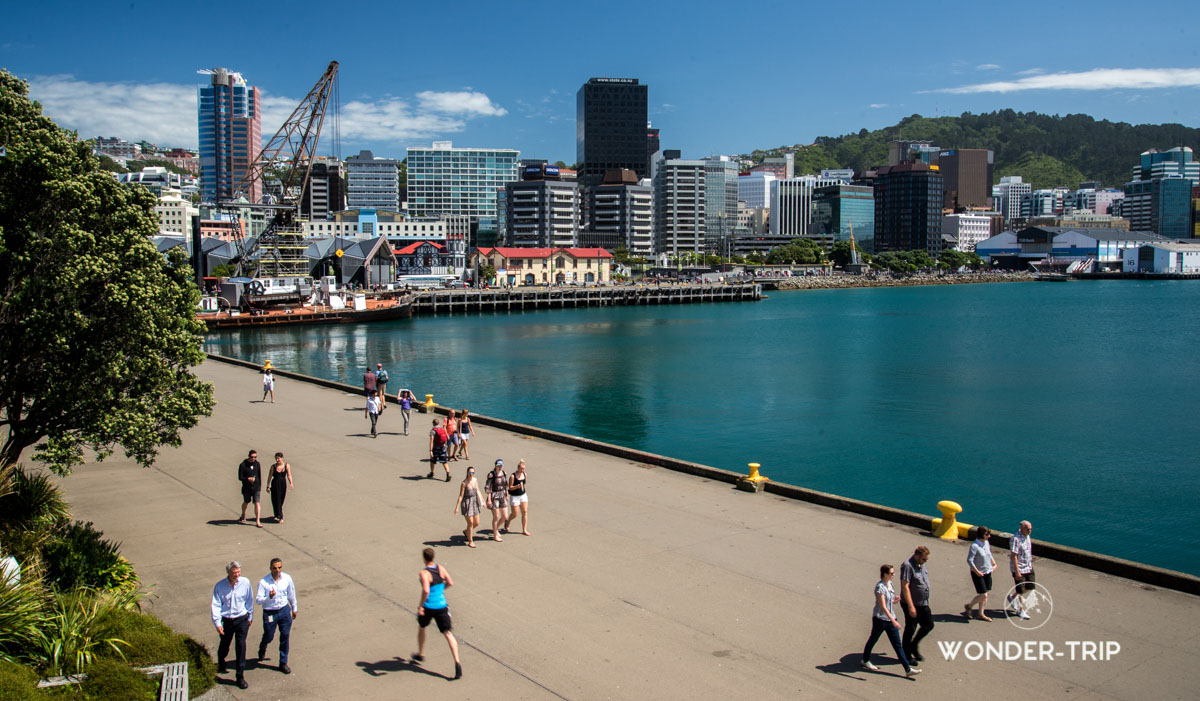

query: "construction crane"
(220, 61), (340, 280)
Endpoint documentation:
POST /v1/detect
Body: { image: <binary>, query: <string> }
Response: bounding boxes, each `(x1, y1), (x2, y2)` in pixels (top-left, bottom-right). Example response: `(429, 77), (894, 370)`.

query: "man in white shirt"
(1007, 520), (1035, 619)
(211, 560), (255, 689)
(256, 557), (299, 674)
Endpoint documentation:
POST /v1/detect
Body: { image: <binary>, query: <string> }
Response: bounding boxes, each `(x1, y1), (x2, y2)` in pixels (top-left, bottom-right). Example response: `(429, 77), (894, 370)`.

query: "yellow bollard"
(419, 394), (437, 414)
(931, 500), (972, 540)
(737, 462), (769, 493)
(263, 360), (273, 371)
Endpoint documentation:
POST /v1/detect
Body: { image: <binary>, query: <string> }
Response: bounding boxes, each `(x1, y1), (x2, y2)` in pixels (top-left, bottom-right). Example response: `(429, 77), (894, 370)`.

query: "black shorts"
(431, 444), (448, 463)
(971, 571), (993, 594)
(241, 485), (261, 503)
(418, 607), (452, 633)
(1011, 570), (1036, 592)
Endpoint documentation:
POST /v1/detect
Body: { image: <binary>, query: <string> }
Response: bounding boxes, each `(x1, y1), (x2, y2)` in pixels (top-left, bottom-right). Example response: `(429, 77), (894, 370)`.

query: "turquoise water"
(204, 281), (1200, 575)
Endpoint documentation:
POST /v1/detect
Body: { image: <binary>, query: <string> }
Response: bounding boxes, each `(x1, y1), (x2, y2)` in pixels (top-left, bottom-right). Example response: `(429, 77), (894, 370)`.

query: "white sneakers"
(859, 660), (879, 671)
(906, 668), (922, 677)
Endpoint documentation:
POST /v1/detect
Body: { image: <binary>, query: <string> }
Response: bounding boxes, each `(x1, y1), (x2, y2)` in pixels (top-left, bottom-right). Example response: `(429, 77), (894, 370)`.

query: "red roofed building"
(469, 247), (613, 286)
(394, 240), (452, 276)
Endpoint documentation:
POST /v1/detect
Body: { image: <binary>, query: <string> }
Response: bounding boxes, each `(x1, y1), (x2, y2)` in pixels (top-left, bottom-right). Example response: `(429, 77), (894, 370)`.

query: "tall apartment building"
(198, 67), (261, 203)
(654, 157), (706, 255)
(703, 156), (740, 250)
(936, 148), (994, 209)
(872, 162), (945, 254)
(301, 157), (345, 220)
(576, 78), (649, 188)
(345, 150), (401, 211)
(585, 169), (654, 255)
(1072, 187), (1123, 215)
(406, 141), (520, 224)
(992, 175), (1032, 226)
(811, 184), (874, 249)
(506, 165), (581, 248)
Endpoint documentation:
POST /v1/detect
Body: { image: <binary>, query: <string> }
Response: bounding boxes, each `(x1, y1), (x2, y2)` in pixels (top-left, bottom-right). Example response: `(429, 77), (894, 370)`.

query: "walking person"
(1006, 520), (1035, 619)
(503, 459), (530, 536)
(362, 366), (377, 417)
(412, 548), (462, 680)
(428, 418), (451, 481)
(397, 389), (415, 436)
(860, 564), (921, 677)
(445, 410), (460, 461)
(262, 368), (275, 403)
(375, 363), (389, 410)
(455, 410), (473, 460)
(900, 546), (934, 663)
(964, 526), (997, 621)
(366, 390), (383, 438)
(266, 453), (293, 524)
(452, 467), (481, 548)
(238, 450), (263, 528)
(212, 561), (255, 689)
(256, 558), (298, 674)
(485, 459), (510, 541)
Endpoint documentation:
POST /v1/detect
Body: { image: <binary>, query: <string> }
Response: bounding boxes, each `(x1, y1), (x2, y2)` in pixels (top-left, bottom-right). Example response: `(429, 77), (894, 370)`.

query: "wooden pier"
(411, 283), (762, 315)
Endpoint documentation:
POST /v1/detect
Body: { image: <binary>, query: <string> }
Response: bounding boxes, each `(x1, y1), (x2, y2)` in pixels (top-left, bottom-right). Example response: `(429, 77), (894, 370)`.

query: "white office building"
(406, 141), (520, 224)
(942, 213), (992, 252)
(345, 150), (401, 211)
(654, 158), (706, 255)
(769, 173), (848, 239)
(992, 175), (1032, 225)
(737, 171), (775, 209)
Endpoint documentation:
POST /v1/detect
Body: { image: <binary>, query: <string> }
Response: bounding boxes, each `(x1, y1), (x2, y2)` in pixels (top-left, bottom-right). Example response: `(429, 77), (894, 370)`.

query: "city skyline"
(4, 1), (1200, 164)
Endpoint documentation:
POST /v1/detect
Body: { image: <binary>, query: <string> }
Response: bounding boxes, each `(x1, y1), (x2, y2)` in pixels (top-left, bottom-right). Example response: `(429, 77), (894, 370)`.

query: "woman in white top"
(860, 564), (920, 677)
(366, 391), (382, 438)
(963, 526), (998, 621)
(262, 369), (275, 403)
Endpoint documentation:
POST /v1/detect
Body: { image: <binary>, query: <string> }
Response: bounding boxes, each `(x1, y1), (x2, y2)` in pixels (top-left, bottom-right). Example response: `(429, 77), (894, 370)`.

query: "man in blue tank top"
(412, 548), (462, 679)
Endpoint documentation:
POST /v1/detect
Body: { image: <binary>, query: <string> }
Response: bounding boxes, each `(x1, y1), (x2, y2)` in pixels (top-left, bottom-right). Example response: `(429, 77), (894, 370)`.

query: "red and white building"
(469, 247), (613, 286)
(394, 241), (453, 276)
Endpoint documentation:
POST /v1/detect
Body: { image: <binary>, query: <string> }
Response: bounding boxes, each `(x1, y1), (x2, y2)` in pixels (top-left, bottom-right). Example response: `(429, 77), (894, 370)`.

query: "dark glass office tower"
(577, 78), (648, 188)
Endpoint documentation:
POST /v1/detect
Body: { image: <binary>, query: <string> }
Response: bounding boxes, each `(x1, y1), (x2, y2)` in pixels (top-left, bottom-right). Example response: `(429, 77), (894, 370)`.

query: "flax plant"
(37, 587), (143, 675)
(0, 571), (47, 664)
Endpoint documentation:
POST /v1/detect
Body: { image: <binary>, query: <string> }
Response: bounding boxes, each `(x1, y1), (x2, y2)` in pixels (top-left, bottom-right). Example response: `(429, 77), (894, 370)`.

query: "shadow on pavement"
(817, 653), (910, 679)
(356, 656), (450, 680)
(206, 519), (249, 527)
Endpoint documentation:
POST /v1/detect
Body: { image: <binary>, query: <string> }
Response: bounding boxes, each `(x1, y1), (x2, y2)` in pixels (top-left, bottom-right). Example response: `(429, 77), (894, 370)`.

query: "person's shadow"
(817, 653), (907, 679)
(206, 519), (246, 527)
(356, 656), (450, 680)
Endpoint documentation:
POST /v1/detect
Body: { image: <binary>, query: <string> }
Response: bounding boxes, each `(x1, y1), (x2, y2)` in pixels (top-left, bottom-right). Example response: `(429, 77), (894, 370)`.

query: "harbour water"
(204, 280), (1200, 575)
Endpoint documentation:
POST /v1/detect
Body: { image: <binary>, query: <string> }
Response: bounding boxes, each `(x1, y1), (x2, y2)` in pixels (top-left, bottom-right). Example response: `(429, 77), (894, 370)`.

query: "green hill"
(748, 111), (1200, 191)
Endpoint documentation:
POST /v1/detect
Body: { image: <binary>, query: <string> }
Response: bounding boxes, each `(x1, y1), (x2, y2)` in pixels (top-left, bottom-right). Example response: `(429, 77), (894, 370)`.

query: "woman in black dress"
(266, 452), (294, 523)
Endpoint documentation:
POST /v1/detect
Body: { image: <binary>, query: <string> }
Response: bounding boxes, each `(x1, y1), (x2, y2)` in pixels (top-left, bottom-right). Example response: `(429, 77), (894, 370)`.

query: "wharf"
(411, 283), (761, 315)
(53, 360), (1200, 700)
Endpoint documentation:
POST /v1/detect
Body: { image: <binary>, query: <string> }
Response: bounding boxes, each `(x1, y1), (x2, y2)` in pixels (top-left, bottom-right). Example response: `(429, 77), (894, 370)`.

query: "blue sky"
(4, 1), (1199, 164)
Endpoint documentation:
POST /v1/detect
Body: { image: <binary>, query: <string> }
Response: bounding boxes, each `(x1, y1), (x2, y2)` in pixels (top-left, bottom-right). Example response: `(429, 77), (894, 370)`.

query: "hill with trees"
(746, 111), (1200, 190)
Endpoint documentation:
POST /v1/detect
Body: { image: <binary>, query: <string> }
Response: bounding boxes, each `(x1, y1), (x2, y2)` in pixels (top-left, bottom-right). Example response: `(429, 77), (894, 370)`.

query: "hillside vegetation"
(748, 111), (1200, 190)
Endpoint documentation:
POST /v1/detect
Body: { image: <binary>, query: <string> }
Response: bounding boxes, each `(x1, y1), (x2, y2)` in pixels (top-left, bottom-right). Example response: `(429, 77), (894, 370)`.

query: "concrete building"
(654, 157), (706, 256)
(942, 212), (992, 252)
(738, 171), (775, 210)
(301, 157), (345, 220)
(749, 154), (794, 179)
(1131, 147), (1199, 185)
(345, 150), (400, 211)
(155, 189), (199, 237)
(118, 166), (188, 197)
(977, 226), (1166, 270)
(992, 175), (1032, 226)
(936, 148), (993, 209)
(585, 169), (654, 256)
(1122, 241), (1200, 272)
(873, 162), (944, 254)
(1072, 187), (1123, 215)
(770, 173), (850, 243)
(470, 247), (613, 286)
(811, 184), (874, 250)
(198, 67), (261, 204)
(888, 140), (939, 166)
(93, 136), (141, 160)
(577, 78), (649, 187)
(406, 141), (520, 224)
(506, 165), (581, 248)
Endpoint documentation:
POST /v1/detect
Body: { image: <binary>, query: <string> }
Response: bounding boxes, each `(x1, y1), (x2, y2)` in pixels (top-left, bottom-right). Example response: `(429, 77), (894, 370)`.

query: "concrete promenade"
(57, 360), (1200, 700)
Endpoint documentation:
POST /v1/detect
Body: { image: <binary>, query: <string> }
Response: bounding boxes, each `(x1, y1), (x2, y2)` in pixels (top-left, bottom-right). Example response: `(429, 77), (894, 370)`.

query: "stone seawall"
(771, 271), (1034, 290)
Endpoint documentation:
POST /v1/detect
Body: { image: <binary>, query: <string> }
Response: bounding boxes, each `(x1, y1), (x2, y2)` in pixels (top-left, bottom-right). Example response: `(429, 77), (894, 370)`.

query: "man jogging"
(412, 548), (462, 679)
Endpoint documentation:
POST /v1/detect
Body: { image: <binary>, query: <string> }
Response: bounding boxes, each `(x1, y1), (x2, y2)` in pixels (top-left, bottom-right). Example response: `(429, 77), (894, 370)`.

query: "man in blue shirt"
(212, 560), (255, 689)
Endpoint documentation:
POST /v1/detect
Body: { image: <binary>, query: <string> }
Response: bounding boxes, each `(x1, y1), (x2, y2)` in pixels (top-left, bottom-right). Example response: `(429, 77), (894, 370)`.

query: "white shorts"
(509, 493), (528, 506)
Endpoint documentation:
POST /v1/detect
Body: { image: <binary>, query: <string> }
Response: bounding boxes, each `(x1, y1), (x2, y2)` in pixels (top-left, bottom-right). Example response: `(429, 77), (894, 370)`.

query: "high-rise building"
(872, 162), (944, 254)
(585, 169), (654, 255)
(301, 157), (345, 220)
(1123, 147), (1198, 237)
(811, 184), (875, 250)
(936, 148), (994, 209)
(888, 140), (939, 166)
(506, 164), (581, 248)
(345, 150), (401, 211)
(1132, 147), (1200, 185)
(738, 171), (776, 209)
(992, 175), (1032, 226)
(654, 157), (706, 255)
(646, 126), (660, 177)
(406, 141), (520, 224)
(769, 173), (849, 241)
(576, 78), (649, 188)
(703, 156), (740, 252)
(197, 68), (261, 203)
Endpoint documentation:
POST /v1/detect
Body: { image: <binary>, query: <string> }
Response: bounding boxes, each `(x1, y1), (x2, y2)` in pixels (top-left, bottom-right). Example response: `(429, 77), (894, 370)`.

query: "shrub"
(101, 610), (214, 698)
(0, 572), (47, 664)
(0, 467), (71, 532)
(40, 521), (138, 593)
(38, 588), (140, 675)
(0, 659), (39, 700)
(79, 658), (156, 700)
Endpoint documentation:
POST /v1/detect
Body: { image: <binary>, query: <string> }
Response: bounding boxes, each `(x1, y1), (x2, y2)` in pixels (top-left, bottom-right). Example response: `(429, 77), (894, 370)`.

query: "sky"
(4, 1), (1199, 164)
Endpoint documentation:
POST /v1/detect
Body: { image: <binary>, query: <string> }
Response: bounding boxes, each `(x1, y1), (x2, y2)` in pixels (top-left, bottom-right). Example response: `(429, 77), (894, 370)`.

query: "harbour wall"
(768, 271), (1035, 290)
(411, 283), (761, 315)
(208, 352), (1200, 596)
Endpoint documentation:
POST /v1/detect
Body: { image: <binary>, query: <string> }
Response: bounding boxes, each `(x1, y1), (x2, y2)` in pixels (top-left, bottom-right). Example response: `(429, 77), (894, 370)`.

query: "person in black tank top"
(504, 459), (531, 536)
(265, 452), (294, 523)
(485, 459), (509, 541)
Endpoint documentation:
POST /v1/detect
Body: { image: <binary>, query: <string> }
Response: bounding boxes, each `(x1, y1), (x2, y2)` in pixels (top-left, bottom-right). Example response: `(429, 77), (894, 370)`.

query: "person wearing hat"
(484, 459), (510, 541)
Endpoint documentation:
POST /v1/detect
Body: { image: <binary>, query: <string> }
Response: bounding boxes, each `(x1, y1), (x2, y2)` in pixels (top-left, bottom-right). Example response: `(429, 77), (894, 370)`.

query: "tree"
(829, 240), (856, 267)
(765, 238), (824, 265)
(479, 263), (497, 284)
(0, 70), (215, 475)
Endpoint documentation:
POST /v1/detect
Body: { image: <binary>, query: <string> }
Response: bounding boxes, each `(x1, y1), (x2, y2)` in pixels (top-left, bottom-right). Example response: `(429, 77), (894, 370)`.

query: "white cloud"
(869, 103), (888, 109)
(927, 67), (1200, 94)
(976, 63), (1001, 71)
(416, 90), (507, 116)
(26, 75), (506, 148)
(1017, 67), (1046, 76)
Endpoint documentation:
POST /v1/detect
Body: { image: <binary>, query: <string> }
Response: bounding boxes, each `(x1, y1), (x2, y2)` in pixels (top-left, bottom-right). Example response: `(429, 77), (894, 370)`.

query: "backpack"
(432, 427), (448, 446)
(378, 369), (388, 382)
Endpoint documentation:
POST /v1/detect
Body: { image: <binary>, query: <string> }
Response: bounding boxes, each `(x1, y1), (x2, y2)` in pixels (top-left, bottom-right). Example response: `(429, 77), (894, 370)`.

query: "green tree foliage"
(996, 153), (1088, 191)
(0, 70), (215, 474)
(937, 249), (984, 270)
(765, 238), (825, 264)
(872, 250), (935, 273)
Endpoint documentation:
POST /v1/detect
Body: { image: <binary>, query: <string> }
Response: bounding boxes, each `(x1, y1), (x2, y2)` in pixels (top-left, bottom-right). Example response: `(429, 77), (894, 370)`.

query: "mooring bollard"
(931, 500), (974, 540)
(420, 393), (436, 414)
(737, 462), (769, 493)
